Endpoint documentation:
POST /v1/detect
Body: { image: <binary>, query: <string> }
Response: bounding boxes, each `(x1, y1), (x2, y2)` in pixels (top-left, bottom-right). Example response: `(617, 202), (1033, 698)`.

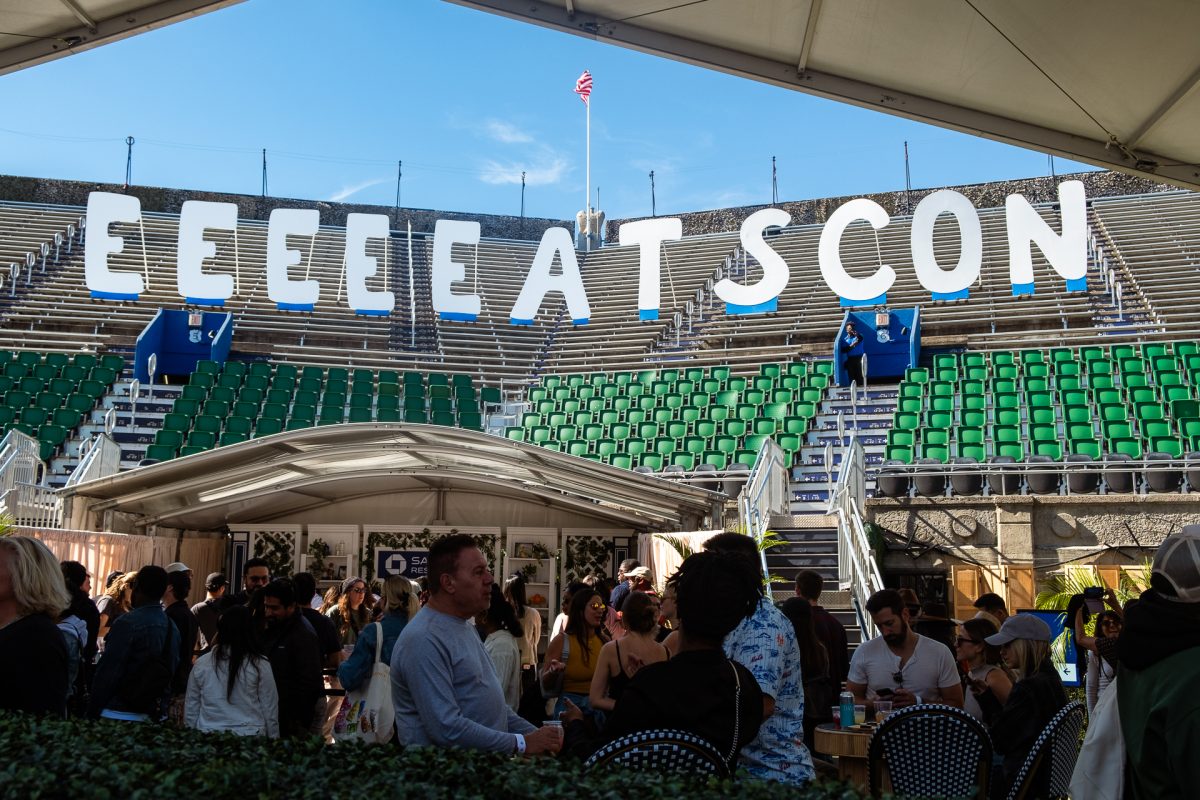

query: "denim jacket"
(337, 612), (407, 692)
(89, 603), (180, 717)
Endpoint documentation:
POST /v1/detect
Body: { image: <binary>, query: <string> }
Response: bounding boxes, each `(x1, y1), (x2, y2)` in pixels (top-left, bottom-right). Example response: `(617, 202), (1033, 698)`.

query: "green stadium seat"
(957, 442), (987, 462)
(885, 445), (913, 463)
(154, 429), (184, 448)
(219, 431), (249, 446)
(145, 444), (177, 461)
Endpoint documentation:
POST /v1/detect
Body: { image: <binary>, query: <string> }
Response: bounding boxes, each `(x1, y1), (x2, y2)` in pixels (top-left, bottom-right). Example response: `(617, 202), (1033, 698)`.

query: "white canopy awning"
(0, 1), (241, 76)
(450, 0), (1200, 190)
(60, 423), (722, 533)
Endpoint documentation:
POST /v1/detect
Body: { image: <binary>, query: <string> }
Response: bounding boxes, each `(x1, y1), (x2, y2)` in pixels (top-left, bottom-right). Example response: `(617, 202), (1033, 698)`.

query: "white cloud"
(479, 155), (569, 186)
(484, 120), (533, 144)
(329, 178), (386, 203)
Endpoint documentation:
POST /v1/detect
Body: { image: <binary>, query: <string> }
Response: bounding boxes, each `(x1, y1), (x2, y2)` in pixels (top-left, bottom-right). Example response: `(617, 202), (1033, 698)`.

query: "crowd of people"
(0, 527), (1197, 795)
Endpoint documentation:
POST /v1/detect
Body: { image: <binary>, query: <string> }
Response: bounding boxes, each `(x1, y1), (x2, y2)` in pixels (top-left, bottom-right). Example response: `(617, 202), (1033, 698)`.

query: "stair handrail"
(827, 433), (883, 639)
(65, 433), (123, 488)
(0, 429), (45, 497)
(738, 437), (789, 582)
(1, 481), (63, 529)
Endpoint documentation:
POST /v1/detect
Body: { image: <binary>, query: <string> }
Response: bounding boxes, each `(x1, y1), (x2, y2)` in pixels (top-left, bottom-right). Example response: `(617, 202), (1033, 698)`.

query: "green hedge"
(0, 712), (869, 800)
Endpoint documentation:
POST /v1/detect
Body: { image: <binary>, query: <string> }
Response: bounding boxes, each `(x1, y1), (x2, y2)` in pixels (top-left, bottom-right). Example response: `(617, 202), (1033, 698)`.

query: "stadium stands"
(0, 349), (123, 461)
(0, 184), (1197, 494)
(144, 360), (501, 461)
(504, 360), (833, 471)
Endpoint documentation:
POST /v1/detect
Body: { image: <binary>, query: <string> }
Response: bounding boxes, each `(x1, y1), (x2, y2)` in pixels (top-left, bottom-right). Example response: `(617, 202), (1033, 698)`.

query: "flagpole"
(585, 92), (591, 252)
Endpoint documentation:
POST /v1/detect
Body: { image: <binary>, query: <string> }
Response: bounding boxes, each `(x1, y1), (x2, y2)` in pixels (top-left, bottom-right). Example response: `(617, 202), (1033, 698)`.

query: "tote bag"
(333, 623), (395, 744)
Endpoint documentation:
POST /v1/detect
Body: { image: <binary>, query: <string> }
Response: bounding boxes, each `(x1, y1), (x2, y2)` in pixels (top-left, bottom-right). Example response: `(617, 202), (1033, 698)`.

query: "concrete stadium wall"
(605, 170), (1175, 240)
(866, 493), (1197, 578)
(0, 174), (570, 240)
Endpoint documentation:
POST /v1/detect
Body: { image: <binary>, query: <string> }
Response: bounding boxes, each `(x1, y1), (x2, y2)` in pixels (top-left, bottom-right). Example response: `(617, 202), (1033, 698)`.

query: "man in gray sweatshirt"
(391, 534), (563, 754)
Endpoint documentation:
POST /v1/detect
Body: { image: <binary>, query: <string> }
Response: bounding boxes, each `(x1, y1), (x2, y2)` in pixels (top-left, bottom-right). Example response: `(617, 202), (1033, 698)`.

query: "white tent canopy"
(60, 423), (722, 533)
(0, 0), (241, 76)
(450, 0), (1200, 190)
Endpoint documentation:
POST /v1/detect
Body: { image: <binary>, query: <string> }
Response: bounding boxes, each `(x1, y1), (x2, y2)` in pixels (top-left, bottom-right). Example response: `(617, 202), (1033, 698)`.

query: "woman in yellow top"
(542, 588), (610, 719)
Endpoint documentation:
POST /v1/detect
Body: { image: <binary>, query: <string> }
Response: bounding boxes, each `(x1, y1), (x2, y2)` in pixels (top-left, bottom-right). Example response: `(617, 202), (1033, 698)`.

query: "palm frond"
(652, 534), (696, 561)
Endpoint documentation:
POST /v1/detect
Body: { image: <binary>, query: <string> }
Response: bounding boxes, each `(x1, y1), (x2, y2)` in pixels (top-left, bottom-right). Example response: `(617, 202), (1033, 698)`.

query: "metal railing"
(739, 438), (790, 581)
(2, 481), (63, 528)
(827, 433), (884, 639)
(66, 433), (122, 488)
(0, 429), (45, 497)
(0, 429), (62, 528)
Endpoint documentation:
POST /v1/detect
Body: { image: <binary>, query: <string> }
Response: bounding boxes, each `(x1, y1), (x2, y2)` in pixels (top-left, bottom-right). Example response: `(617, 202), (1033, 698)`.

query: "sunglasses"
(588, 601), (607, 611)
(956, 636), (981, 646)
(350, 587), (366, 594)
(892, 670), (904, 687)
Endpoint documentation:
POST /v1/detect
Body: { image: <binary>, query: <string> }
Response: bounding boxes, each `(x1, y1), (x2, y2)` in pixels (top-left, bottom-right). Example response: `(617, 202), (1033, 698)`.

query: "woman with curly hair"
(96, 570), (136, 642)
(327, 576), (371, 647)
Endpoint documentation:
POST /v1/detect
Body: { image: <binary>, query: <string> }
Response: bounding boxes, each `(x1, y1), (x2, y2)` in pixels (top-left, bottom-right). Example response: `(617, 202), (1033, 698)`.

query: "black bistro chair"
(585, 728), (730, 778)
(1004, 701), (1086, 800)
(868, 703), (993, 799)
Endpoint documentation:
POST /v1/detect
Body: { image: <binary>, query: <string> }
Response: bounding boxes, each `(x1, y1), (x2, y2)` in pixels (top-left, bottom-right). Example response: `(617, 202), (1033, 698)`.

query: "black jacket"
(259, 613), (322, 737)
(990, 658), (1067, 796)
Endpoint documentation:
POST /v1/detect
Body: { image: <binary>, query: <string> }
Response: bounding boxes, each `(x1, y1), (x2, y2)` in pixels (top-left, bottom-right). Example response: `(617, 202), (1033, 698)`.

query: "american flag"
(574, 70), (592, 105)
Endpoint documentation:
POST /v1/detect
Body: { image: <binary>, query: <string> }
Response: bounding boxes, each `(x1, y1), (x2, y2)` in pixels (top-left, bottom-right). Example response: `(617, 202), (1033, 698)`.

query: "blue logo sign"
(376, 548), (428, 579)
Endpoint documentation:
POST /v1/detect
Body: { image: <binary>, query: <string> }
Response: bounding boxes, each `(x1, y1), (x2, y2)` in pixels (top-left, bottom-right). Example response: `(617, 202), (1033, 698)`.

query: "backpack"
(117, 620), (175, 714)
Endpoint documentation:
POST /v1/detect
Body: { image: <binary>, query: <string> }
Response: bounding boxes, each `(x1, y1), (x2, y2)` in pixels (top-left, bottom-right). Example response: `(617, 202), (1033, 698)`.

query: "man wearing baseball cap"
(1118, 526), (1200, 799)
(190, 573), (227, 653)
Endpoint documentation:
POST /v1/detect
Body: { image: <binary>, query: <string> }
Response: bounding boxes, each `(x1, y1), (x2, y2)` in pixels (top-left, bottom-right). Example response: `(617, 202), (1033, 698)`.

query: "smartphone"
(873, 688), (894, 698)
(1083, 586), (1105, 614)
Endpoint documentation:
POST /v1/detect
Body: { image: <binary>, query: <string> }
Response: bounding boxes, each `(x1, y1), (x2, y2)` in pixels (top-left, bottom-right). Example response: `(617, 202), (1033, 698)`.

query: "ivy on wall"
(564, 536), (615, 585)
(252, 531), (295, 578)
(361, 529), (498, 581)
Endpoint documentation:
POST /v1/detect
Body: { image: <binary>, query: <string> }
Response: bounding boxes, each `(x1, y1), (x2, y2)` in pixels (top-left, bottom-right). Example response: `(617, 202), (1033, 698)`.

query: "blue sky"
(1, 0), (1096, 222)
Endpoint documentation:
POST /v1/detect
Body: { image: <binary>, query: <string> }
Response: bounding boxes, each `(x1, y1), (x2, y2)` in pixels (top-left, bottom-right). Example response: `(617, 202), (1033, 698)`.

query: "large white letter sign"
(266, 209), (321, 311)
(714, 208), (791, 314)
(819, 199), (896, 306)
(345, 213), (394, 315)
(510, 227), (590, 325)
(619, 217), (682, 321)
(911, 190), (982, 301)
(177, 200), (236, 306)
(85, 192), (145, 300)
(431, 220), (481, 321)
(1006, 180), (1087, 295)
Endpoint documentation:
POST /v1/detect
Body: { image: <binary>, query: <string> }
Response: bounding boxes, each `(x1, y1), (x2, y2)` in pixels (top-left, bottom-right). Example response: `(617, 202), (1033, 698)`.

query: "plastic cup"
(830, 706), (841, 728)
(854, 704), (866, 725)
(874, 700), (893, 722)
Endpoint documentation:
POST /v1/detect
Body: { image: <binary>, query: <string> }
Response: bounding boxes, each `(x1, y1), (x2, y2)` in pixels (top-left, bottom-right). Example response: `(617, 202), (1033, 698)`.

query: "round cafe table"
(813, 722), (888, 790)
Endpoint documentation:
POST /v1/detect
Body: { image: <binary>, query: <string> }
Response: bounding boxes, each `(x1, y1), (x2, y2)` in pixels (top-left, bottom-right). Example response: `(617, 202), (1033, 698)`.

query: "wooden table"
(814, 722), (880, 789)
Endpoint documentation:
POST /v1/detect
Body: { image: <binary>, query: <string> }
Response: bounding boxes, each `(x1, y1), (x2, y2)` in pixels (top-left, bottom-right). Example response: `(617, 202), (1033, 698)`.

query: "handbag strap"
(372, 622), (384, 663)
(726, 659), (741, 767)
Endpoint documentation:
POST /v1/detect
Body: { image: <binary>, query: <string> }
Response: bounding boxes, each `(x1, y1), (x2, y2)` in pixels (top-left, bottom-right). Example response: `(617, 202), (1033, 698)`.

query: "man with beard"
(847, 589), (963, 715)
(391, 534), (563, 754)
(257, 578), (322, 737)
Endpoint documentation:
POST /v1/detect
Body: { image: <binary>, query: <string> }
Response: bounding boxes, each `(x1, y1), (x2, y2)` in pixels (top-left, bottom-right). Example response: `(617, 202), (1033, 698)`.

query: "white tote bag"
(1069, 675), (1123, 799)
(333, 622), (395, 744)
